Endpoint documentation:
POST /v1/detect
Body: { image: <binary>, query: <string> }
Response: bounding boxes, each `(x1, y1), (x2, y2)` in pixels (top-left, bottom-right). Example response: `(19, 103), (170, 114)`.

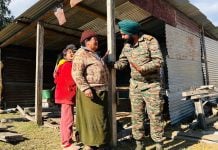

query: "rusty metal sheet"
(166, 24), (201, 61)
(130, 0), (176, 26)
(176, 11), (200, 34)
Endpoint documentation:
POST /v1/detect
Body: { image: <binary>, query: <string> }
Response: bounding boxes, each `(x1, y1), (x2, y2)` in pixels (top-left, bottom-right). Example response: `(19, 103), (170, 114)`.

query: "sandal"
(83, 145), (93, 150)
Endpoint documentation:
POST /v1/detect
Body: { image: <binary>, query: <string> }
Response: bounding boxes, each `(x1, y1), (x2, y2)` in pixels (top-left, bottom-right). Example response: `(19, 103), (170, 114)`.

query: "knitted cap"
(118, 19), (140, 35)
(65, 44), (77, 50)
(63, 44), (77, 55)
(80, 30), (97, 43)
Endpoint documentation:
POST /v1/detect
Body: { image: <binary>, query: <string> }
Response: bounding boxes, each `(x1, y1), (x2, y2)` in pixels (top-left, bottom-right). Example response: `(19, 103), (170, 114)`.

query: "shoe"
(75, 131), (80, 143)
(156, 142), (163, 150)
(63, 144), (80, 150)
(83, 145), (94, 150)
(135, 140), (145, 150)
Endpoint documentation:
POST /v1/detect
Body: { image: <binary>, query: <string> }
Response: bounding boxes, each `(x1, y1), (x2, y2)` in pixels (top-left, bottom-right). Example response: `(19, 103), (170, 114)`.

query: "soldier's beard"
(125, 36), (134, 46)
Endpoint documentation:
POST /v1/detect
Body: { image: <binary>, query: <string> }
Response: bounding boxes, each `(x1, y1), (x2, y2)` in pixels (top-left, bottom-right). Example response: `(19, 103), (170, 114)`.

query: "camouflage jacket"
(114, 34), (163, 82)
(72, 47), (109, 92)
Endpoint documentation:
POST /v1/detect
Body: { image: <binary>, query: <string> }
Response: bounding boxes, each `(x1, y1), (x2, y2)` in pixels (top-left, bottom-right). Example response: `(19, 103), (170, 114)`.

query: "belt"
(131, 78), (146, 82)
(132, 76), (160, 83)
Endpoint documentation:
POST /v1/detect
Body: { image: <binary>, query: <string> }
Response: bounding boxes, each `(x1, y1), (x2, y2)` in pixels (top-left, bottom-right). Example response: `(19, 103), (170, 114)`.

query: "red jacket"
(54, 61), (76, 104)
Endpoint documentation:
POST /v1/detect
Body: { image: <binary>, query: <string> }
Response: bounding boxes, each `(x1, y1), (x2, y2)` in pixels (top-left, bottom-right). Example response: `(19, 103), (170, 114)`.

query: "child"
(54, 44), (79, 150)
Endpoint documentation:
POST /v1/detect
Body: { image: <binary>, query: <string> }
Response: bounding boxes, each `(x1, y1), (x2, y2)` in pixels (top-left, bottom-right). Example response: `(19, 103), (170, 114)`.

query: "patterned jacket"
(114, 34), (163, 82)
(72, 47), (109, 92)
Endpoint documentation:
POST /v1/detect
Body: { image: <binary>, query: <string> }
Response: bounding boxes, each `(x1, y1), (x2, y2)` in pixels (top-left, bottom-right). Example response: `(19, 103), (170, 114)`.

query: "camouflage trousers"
(129, 79), (164, 142)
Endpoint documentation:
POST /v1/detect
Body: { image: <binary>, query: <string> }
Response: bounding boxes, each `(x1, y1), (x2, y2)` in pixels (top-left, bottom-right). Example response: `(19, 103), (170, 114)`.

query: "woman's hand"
(84, 89), (93, 99)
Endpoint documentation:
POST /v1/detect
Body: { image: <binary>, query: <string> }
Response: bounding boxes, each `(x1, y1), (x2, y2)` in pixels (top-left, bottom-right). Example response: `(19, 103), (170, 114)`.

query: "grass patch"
(1, 113), (218, 150)
(0, 113), (60, 150)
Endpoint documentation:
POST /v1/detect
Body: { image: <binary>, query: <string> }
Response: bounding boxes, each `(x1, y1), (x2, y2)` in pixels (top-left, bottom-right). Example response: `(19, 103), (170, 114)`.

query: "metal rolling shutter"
(165, 24), (203, 124)
(204, 37), (218, 87)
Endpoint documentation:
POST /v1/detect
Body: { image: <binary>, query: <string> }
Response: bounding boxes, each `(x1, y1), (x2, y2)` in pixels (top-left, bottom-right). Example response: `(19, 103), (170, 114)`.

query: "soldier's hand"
(129, 62), (142, 73)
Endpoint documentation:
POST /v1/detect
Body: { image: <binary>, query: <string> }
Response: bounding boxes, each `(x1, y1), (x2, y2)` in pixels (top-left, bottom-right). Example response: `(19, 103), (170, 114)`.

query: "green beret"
(118, 19), (140, 35)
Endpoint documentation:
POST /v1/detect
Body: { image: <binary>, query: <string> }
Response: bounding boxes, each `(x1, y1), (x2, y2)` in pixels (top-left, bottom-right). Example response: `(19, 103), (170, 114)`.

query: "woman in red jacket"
(54, 44), (79, 150)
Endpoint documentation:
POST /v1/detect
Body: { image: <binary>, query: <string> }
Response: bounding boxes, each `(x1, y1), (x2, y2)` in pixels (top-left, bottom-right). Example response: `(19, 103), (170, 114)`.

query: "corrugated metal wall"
(204, 37), (218, 87)
(165, 24), (203, 124)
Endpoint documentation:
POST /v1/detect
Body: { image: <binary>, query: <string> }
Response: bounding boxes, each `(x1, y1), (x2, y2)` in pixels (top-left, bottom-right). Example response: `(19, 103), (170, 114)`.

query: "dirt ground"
(0, 112), (218, 150)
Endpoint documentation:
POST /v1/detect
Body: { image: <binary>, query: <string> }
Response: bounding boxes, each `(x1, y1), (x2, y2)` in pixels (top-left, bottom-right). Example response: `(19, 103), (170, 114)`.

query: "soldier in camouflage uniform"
(113, 20), (165, 150)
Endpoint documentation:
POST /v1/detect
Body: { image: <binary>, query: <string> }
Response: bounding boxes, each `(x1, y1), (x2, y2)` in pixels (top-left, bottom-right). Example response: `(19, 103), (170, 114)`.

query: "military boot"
(135, 140), (145, 150)
(155, 142), (163, 150)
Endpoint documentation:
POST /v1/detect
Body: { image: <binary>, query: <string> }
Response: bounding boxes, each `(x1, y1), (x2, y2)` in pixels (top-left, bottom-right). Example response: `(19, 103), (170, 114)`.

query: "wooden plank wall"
(1, 46), (57, 109)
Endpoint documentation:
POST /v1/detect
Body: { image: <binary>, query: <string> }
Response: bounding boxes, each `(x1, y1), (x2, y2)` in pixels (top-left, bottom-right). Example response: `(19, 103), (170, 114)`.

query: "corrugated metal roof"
(166, 0), (218, 39)
(1, 0), (217, 50)
(0, 0), (151, 50)
(78, 1), (150, 35)
(115, 1), (151, 21)
(0, 0), (61, 45)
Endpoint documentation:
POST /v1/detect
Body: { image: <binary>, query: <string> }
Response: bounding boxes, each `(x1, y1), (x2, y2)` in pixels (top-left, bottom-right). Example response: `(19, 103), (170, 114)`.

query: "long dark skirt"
(76, 89), (110, 146)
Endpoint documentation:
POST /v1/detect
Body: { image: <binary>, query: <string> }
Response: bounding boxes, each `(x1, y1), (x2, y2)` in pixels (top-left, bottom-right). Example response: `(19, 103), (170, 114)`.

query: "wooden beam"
(44, 24), (81, 38)
(107, 0), (117, 147)
(194, 99), (207, 129)
(191, 93), (218, 99)
(0, 125), (7, 131)
(0, 48), (2, 107)
(182, 89), (209, 97)
(206, 116), (218, 125)
(166, 131), (218, 144)
(0, 132), (24, 143)
(17, 105), (35, 122)
(35, 21), (44, 125)
(2, 20), (81, 48)
(76, 4), (120, 23)
(77, 3), (106, 20)
(116, 86), (129, 92)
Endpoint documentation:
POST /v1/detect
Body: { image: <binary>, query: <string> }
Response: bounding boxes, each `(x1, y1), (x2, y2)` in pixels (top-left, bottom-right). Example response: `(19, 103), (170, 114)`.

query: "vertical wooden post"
(35, 21), (44, 125)
(107, 0), (117, 147)
(201, 26), (209, 85)
(194, 99), (207, 129)
(0, 48), (2, 108)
